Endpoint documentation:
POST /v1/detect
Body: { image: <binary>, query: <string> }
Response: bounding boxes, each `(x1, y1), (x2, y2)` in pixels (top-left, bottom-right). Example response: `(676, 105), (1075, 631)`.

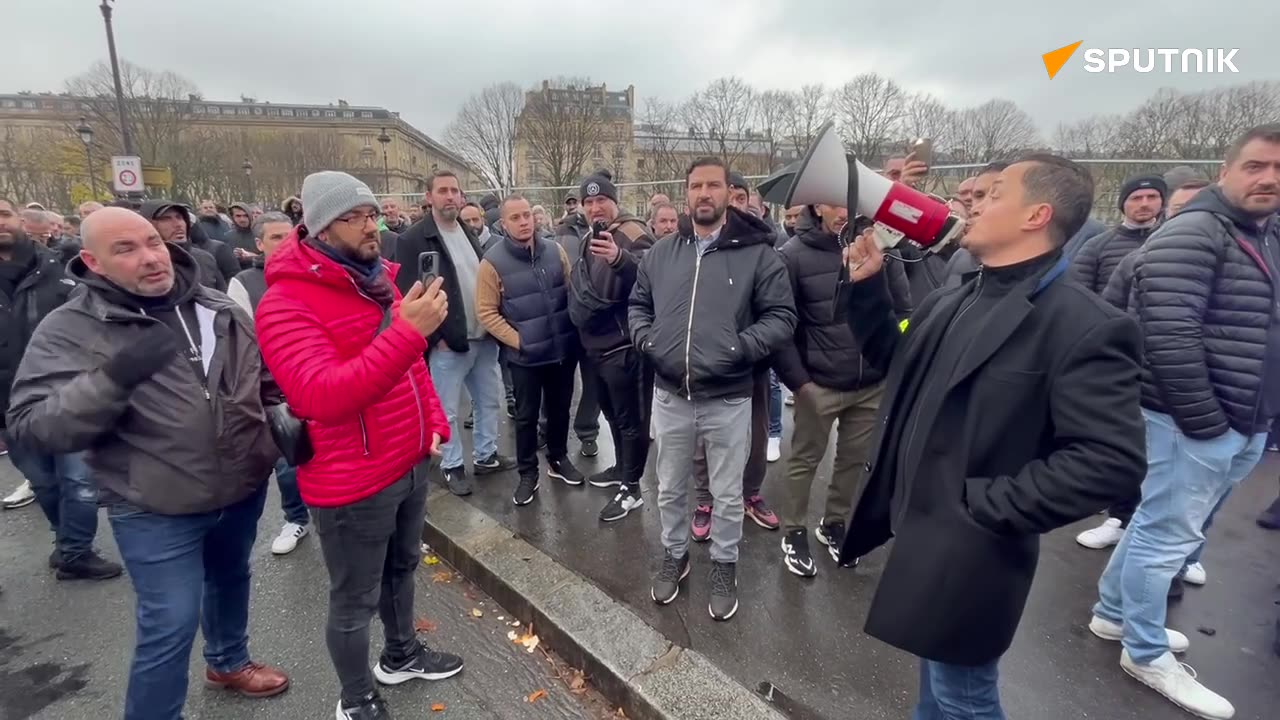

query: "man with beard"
(394, 170), (514, 496)
(570, 173), (655, 521)
(226, 203), (258, 268)
(1089, 125), (1280, 720)
(196, 198), (231, 239)
(186, 204), (240, 284)
(408, 204), (424, 224)
(550, 191), (602, 459)
(8, 207), (292, 719)
(841, 155), (1144, 717)
(649, 201), (679, 239)
(141, 201), (227, 292)
(255, 171), (461, 720)
(632, 158), (796, 621)
(562, 193), (579, 221)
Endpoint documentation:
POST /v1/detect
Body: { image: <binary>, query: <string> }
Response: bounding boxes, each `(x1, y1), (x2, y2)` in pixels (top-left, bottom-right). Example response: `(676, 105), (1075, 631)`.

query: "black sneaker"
(548, 456), (585, 486)
(337, 692), (392, 719)
(56, 550), (123, 581)
(373, 642), (464, 685)
(441, 466), (472, 496)
(463, 413), (474, 430)
(815, 520), (846, 563)
(513, 475), (539, 506)
(474, 453), (514, 476)
(588, 466), (622, 488)
(48, 549), (61, 569)
(651, 551), (690, 605)
(781, 528), (817, 578)
(599, 488), (644, 522)
(506, 399), (516, 419)
(708, 561), (738, 621)
(580, 439), (599, 458)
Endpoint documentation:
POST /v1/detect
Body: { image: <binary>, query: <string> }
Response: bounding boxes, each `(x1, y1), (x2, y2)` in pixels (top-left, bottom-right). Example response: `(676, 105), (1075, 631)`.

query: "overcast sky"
(8, 0), (1276, 145)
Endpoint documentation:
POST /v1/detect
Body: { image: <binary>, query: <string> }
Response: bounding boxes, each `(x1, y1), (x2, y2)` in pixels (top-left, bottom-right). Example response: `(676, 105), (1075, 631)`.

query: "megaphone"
(757, 121), (961, 252)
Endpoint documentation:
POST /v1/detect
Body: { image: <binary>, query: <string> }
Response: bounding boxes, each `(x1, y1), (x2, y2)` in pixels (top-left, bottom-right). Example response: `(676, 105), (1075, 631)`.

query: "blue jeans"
(768, 370), (783, 438)
(109, 484), (268, 720)
(5, 434), (98, 561)
(1094, 410), (1265, 664)
(429, 338), (502, 470)
(913, 657), (1005, 719)
(274, 457), (308, 526)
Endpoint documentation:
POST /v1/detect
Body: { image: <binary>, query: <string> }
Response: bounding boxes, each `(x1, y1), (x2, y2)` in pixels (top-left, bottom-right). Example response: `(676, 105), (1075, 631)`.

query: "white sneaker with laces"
(1076, 517), (1125, 549)
(271, 522), (310, 555)
(766, 437), (781, 463)
(1182, 562), (1207, 586)
(1088, 615), (1189, 653)
(1120, 650), (1234, 719)
(2, 480), (35, 510)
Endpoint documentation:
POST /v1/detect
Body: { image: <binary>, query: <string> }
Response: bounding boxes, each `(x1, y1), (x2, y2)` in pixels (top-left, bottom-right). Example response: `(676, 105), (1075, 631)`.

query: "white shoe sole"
(589, 477), (622, 488)
(2, 496), (35, 510)
(781, 537), (818, 578)
(710, 599), (739, 621)
(1089, 617), (1189, 653)
(601, 498), (643, 523)
(1120, 656), (1235, 720)
(513, 483), (540, 506)
(548, 471), (583, 486)
(1075, 531), (1123, 549)
(651, 564), (690, 605)
(372, 661), (464, 685)
(271, 529), (309, 555)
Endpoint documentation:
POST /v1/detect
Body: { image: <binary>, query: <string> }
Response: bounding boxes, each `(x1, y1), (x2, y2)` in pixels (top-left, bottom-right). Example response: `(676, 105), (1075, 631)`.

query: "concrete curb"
(421, 487), (786, 720)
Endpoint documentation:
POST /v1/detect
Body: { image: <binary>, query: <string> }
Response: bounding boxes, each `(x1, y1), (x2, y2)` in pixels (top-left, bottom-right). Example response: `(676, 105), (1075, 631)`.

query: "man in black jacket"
(630, 157), (796, 621)
(1091, 125), (1280, 720)
(394, 171), (513, 496)
(570, 173), (655, 522)
(225, 202), (258, 264)
(841, 154), (1144, 717)
(140, 201), (227, 293)
(1071, 174), (1166, 550)
(549, 199), (602, 459)
(0, 197), (121, 581)
(774, 204), (911, 577)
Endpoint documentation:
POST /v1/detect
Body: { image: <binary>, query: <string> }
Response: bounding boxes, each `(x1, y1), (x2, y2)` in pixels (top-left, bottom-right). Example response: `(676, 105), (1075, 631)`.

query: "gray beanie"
(301, 171), (380, 232)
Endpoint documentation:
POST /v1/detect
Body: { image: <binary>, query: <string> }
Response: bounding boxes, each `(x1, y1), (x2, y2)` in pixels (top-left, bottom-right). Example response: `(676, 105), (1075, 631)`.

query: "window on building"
(324, 110), (336, 118)
(193, 105), (205, 113)
(1, 99), (15, 108)
(360, 111), (373, 118)
(238, 107), (250, 115)
(253, 107), (263, 115)
(343, 111), (354, 118)
(281, 108), (294, 117)
(636, 158), (646, 171)
(613, 145), (625, 159)
(310, 109), (321, 117)
(61, 101), (76, 111)
(267, 108), (280, 116)
(20, 100), (36, 109)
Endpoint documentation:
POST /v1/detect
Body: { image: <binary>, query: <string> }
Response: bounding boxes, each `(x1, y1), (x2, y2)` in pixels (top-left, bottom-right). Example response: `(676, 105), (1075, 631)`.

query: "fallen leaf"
(510, 620), (522, 627)
(526, 689), (547, 703)
(507, 631), (519, 641)
(432, 570), (453, 583)
(424, 555), (441, 565)
(414, 618), (438, 633)
(569, 670), (586, 691)
(470, 608), (484, 618)
(521, 634), (540, 653)
(497, 615), (505, 621)
(431, 702), (446, 712)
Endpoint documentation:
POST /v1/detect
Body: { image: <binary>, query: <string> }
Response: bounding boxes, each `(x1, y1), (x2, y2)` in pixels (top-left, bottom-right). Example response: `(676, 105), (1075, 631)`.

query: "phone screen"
(912, 138), (933, 166)
(417, 251), (439, 286)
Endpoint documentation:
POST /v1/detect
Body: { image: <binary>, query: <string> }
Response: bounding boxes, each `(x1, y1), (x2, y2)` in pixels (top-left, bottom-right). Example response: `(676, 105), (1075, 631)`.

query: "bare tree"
(679, 77), (758, 167)
(1053, 115), (1123, 158)
(443, 82), (523, 191)
(517, 78), (615, 189)
(956, 99), (1040, 162)
(64, 60), (199, 165)
(1114, 88), (1182, 158)
(785, 84), (832, 151)
(901, 93), (955, 158)
(754, 90), (794, 171)
(833, 73), (906, 163)
(633, 98), (687, 192)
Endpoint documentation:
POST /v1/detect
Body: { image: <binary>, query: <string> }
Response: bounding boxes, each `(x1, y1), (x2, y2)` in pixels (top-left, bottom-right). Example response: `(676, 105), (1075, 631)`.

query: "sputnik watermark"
(1042, 41), (1241, 79)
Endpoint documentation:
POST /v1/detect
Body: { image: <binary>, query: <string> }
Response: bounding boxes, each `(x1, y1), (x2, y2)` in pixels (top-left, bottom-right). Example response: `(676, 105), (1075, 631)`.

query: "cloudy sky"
(9, 0), (1275, 145)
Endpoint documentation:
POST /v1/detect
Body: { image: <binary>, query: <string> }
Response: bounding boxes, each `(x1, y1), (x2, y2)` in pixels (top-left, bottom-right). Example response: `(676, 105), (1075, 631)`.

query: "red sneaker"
(691, 505), (713, 542)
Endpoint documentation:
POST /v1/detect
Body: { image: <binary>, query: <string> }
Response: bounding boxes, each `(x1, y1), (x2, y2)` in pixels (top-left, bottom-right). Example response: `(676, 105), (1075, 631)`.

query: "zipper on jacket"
(683, 250), (706, 400)
(357, 414), (370, 457)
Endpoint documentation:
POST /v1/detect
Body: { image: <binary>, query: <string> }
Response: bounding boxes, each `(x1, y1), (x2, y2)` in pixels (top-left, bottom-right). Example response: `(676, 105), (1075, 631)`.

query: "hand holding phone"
(417, 251), (440, 286)
(588, 221), (620, 264)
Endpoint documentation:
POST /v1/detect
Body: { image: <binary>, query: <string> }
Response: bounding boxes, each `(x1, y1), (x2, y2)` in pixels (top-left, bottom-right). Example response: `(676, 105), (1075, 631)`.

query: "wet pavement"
(0, 458), (615, 720)
(446, 399), (1280, 720)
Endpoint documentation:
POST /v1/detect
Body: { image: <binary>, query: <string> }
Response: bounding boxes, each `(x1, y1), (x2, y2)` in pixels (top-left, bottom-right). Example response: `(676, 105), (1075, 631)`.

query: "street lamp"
(98, 1), (135, 156)
(75, 116), (98, 198)
(242, 158), (254, 203)
(377, 127), (391, 194)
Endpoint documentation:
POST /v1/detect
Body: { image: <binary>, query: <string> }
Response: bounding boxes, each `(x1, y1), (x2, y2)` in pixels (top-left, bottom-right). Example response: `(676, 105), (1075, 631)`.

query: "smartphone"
(417, 251), (440, 286)
(911, 138), (933, 166)
(591, 220), (608, 239)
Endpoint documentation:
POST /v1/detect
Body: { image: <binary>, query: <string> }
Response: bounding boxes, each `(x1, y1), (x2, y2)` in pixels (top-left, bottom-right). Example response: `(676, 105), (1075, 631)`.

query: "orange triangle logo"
(1043, 41), (1083, 79)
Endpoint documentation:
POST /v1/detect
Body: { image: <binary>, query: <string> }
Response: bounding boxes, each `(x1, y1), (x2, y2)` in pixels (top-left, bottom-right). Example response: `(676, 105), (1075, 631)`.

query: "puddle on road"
(0, 627), (92, 720)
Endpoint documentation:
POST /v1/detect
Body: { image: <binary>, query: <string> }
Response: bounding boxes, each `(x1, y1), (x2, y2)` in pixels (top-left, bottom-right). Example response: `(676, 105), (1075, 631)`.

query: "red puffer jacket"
(255, 231), (449, 507)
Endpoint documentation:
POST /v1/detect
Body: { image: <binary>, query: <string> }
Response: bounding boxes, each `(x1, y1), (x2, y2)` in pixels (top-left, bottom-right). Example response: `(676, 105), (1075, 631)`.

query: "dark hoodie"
(568, 210), (655, 355)
(628, 206), (797, 400)
(195, 212), (230, 241)
(138, 200), (228, 292)
(282, 195), (304, 226)
(224, 202), (258, 258)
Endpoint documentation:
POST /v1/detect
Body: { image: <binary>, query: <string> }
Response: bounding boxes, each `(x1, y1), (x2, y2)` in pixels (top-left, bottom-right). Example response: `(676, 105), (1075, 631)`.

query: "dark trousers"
(1108, 493), (1140, 526)
(313, 469), (427, 705)
(109, 484), (267, 720)
(6, 434), (98, 561)
(695, 368), (770, 504)
(511, 358), (577, 477)
(275, 457), (309, 526)
(539, 354), (601, 441)
(594, 348), (653, 492)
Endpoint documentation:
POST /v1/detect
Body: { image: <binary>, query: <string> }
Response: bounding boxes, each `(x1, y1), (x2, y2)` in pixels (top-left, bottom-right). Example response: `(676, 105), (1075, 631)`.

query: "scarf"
(304, 235), (395, 308)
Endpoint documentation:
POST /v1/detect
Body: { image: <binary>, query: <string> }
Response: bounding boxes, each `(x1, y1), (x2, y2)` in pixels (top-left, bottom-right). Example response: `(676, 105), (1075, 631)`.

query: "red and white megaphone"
(757, 121), (962, 251)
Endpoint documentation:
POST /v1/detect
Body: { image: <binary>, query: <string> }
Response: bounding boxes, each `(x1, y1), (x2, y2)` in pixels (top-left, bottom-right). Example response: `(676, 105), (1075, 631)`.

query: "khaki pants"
(778, 382), (884, 531)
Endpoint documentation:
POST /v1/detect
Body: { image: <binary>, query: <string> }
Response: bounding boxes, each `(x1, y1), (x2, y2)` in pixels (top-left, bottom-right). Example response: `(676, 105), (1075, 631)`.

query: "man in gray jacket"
(6, 207), (290, 720)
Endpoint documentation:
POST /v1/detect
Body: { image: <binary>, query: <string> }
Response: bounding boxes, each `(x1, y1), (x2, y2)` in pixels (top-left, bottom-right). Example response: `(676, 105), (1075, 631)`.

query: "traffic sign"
(112, 156), (143, 193)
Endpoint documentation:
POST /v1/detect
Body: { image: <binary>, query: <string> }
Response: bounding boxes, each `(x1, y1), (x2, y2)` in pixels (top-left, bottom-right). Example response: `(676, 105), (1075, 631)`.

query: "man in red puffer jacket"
(255, 171), (463, 720)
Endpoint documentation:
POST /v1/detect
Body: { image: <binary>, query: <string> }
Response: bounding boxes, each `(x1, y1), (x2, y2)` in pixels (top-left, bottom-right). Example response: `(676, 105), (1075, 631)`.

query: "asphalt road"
(0, 457), (616, 720)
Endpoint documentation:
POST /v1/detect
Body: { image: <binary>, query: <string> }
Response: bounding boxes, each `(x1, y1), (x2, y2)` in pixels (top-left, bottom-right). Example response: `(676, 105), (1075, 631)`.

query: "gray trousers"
(653, 387), (753, 563)
(694, 368), (770, 504)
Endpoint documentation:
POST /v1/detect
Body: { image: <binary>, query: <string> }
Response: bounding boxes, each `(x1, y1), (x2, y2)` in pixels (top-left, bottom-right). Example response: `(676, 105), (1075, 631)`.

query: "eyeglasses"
(337, 211), (381, 228)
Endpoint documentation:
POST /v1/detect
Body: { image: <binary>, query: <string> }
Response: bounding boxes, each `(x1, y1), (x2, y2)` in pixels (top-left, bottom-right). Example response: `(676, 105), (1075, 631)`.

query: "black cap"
(564, 192), (578, 203)
(1117, 175), (1167, 212)
(139, 200), (192, 222)
(728, 171), (749, 191)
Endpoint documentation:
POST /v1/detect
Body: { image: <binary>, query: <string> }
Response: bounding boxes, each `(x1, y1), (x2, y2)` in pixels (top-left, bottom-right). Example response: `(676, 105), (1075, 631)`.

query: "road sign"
(111, 156), (143, 193)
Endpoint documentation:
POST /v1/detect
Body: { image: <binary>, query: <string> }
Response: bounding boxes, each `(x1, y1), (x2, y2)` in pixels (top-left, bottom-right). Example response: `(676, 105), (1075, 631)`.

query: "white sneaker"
(766, 437), (781, 463)
(1088, 615), (1189, 653)
(1182, 562), (1206, 586)
(2, 480), (35, 510)
(1076, 517), (1125, 549)
(1121, 650), (1234, 719)
(271, 522), (309, 555)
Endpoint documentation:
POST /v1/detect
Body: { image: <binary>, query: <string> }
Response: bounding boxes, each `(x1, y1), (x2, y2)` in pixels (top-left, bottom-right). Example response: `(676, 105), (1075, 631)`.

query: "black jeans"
(1108, 493), (1140, 526)
(313, 468), (427, 704)
(511, 359), (577, 477)
(594, 348), (653, 492)
(539, 354), (600, 441)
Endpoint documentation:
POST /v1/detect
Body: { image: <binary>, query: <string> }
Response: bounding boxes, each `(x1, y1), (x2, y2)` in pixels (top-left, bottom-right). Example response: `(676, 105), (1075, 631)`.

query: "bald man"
(7, 206), (291, 719)
(956, 177), (976, 210)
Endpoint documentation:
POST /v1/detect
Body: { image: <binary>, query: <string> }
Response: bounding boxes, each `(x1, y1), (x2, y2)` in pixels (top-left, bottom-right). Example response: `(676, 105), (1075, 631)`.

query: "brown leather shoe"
(205, 661), (290, 698)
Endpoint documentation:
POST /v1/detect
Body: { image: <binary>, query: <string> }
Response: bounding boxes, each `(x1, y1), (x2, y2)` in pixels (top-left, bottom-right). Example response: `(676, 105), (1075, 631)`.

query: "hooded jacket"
(224, 202), (258, 259)
(139, 200), (229, 293)
(195, 213), (230, 241)
(1129, 185), (1280, 439)
(628, 207), (797, 400)
(0, 238), (76, 429)
(282, 196), (304, 226)
(568, 210), (655, 355)
(189, 218), (240, 284)
(1069, 224), (1156, 295)
(254, 229), (450, 508)
(6, 244), (281, 515)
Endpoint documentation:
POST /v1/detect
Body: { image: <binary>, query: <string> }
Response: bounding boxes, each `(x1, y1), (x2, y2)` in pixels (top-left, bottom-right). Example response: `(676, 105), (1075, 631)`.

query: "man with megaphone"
(837, 154), (1146, 717)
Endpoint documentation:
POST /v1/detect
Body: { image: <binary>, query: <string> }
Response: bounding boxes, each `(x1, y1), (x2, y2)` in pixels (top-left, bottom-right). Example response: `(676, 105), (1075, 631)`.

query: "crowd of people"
(1, 120), (1279, 720)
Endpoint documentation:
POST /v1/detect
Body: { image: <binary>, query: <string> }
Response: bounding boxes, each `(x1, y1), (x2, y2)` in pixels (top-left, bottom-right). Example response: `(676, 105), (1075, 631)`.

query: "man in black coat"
(840, 154), (1145, 717)
(140, 201), (228, 293)
(1091, 124), (1280, 720)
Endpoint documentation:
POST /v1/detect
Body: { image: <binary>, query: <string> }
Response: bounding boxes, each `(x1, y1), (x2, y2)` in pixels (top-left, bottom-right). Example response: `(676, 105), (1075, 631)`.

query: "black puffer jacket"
(1, 239), (76, 428)
(774, 226), (912, 392)
(628, 207), (796, 400)
(1131, 185), (1280, 439)
(1069, 225), (1155, 295)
